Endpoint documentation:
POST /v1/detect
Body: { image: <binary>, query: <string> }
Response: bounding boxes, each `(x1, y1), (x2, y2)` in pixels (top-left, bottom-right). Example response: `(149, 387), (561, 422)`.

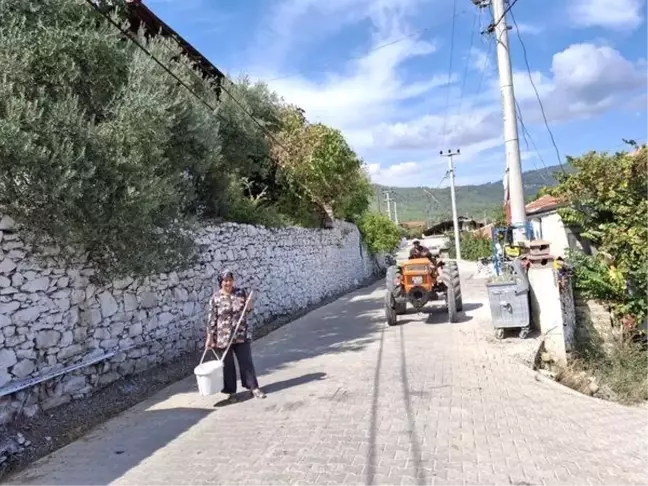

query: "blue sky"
(147, 0), (647, 187)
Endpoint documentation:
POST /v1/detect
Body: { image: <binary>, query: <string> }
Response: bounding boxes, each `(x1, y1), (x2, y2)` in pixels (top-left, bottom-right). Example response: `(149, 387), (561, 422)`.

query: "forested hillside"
(371, 165), (566, 223)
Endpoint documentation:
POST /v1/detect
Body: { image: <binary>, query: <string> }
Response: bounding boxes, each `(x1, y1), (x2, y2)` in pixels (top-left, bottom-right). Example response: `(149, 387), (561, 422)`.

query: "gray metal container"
(486, 259), (531, 339)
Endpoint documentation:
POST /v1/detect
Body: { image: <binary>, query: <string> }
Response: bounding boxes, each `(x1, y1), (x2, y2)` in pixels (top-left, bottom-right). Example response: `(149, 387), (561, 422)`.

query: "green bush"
(0, 0), (376, 278)
(551, 146), (647, 326)
(357, 213), (401, 255)
(447, 232), (491, 261)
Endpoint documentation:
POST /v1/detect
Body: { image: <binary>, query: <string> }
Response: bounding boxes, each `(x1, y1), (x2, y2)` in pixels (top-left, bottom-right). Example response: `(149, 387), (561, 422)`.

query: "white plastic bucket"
(194, 359), (223, 396)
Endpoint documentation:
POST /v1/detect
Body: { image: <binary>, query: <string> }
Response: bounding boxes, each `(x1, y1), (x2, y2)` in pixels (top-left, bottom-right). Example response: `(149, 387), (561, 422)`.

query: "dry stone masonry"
(0, 215), (382, 424)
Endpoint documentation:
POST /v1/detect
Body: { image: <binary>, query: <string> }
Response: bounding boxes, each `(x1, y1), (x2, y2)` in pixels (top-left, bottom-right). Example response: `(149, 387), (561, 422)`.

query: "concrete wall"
(528, 264), (576, 364)
(0, 218), (383, 424)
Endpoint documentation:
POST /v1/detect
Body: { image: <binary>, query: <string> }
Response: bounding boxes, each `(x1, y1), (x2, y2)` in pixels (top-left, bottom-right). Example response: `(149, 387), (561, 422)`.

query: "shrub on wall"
(0, 1), (216, 277)
(0, 1), (376, 277)
(357, 213), (401, 255)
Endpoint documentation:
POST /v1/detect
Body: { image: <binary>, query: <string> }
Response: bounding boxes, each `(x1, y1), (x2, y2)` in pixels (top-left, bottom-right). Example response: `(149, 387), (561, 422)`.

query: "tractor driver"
(410, 241), (443, 272)
(410, 240), (434, 261)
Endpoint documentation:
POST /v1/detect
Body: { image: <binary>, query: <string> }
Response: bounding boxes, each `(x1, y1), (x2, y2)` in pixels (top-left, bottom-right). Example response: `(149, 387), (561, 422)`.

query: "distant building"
(423, 217), (483, 236)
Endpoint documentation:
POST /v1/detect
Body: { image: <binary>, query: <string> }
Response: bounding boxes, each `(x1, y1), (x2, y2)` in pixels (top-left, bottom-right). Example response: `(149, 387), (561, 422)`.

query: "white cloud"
(354, 43), (645, 166)
(568, 0), (645, 30)
(250, 0), (444, 144)
(514, 23), (543, 35)
(470, 48), (493, 73)
(515, 43), (647, 122)
(366, 161), (421, 185)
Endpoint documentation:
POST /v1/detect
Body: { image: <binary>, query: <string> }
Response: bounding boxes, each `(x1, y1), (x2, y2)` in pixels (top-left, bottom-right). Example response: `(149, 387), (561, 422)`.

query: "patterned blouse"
(207, 288), (251, 349)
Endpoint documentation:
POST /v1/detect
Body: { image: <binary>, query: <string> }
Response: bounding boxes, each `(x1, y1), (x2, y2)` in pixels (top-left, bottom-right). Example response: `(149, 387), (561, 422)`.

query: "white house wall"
(529, 211), (570, 258)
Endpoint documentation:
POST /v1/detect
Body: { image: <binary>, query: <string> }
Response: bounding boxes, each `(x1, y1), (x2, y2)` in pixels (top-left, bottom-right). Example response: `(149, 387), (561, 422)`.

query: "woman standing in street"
(205, 269), (266, 404)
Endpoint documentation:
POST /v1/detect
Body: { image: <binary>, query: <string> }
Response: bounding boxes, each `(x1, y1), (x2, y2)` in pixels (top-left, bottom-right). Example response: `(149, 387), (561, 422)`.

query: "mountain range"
(371, 164), (565, 224)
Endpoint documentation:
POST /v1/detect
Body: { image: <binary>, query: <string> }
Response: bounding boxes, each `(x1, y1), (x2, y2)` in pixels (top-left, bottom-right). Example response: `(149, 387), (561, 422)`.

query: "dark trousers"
(216, 341), (259, 394)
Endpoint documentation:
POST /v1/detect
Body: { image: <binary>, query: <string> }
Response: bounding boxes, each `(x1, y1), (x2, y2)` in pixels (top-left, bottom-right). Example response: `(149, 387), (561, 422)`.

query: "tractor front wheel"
(385, 292), (398, 326)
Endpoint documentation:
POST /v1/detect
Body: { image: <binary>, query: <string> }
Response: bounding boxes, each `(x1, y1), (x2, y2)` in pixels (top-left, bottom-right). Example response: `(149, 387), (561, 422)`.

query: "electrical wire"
(81, 0), (295, 158)
(441, 0), (459, 148)
(509, 8), (564, 171)
(488, 0), (520, 33)
(265, 9), (468, 83)
(456, 8), (480, 119)
(472, 31), (494, 105)
(515, 99), (552, 183)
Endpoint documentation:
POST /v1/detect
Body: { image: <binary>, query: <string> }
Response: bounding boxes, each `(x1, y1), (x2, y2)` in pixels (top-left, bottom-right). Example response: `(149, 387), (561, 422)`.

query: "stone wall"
(0, 217), (382, 423)
(574, 295), (619, 355)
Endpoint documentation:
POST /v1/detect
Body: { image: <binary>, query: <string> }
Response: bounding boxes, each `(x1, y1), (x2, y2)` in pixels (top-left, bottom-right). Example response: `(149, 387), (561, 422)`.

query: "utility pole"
(440, 149), (462, 261)
(383, 190), (393, 221)
(487, 0), (527, 242)
(393, 201), (399, 225)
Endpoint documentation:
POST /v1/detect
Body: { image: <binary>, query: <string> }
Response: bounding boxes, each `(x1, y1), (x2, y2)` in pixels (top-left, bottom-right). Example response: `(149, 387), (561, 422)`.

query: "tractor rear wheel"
(442, 261), (463, 312)
(445, 283), (458, 323)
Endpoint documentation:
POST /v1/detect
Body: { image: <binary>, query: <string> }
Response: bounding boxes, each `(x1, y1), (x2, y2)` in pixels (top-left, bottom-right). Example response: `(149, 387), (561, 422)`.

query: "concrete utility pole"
(393, 202), (399, 225)
(383, 190), (393, 221)
(440, 149), (462, 261)
(489, 0), (527, 242)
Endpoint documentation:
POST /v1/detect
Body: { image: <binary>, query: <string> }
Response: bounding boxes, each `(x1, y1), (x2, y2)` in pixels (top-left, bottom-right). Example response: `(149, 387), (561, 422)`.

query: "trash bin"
(486, 259), (531, 339)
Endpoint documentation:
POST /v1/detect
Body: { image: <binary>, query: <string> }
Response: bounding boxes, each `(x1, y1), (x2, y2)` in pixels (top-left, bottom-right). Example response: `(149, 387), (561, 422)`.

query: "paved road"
(7, 268), (647, 485)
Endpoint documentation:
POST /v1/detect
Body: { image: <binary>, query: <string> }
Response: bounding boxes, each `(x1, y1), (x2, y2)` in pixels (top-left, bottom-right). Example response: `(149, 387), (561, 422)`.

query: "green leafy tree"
(271, 106), (371, 224)
(550, 145), (648, 325)
(357, 213), (401, 254)
(202, 76), (283, 218)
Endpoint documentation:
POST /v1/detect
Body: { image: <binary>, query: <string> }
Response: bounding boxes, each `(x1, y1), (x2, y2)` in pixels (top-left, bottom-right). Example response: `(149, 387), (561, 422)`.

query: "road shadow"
(251, 285), (386, 376)
(366, 325), (385, 485)
(10, 407), (212, 486)
(395, 301), (483, 326)
(262, 372), (327, 394)
(396, 325), (426, 485)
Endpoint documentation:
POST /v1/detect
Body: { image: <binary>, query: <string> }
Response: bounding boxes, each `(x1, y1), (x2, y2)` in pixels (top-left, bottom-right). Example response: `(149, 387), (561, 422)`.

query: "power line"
(441, 0), (459, 147)
(265, 10), (468, 83)
(456, 8), (480, 119)
(509, 8), (564, 171)
(81, 0), (294, 158)
(514, 100), (552, 183)
(84, 0), (219, 113)
(472, 30), (494, 105)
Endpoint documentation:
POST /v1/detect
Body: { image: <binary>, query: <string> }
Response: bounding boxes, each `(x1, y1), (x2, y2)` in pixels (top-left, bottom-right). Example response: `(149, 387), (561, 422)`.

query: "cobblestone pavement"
(8, 268), (648, 485)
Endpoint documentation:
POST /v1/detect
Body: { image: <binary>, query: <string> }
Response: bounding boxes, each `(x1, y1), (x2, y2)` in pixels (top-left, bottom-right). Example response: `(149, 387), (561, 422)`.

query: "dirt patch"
(0, 271), (384, 480)
(536, 341), (648, 405)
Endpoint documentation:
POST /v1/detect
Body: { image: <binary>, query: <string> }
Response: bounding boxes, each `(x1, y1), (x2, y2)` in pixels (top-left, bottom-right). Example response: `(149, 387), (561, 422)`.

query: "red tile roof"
(525, 195), (563, 215)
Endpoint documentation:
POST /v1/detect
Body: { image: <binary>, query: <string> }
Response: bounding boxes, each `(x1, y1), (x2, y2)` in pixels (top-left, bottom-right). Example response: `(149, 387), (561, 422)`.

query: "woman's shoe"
(252, 388), (266, 399)
(220, 393), (237, 406)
